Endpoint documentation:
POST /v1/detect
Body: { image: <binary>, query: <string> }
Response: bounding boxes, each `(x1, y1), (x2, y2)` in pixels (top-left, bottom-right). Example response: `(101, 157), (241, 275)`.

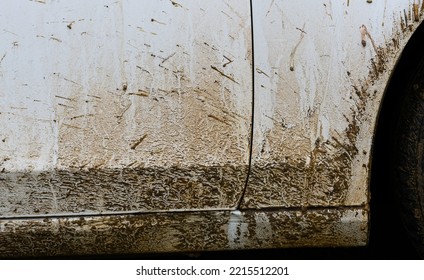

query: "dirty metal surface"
(242, 0), (424, 209)
(0, 0), (252, 216)
(0, 207), (367, 258)
(0, 0), (423, 254)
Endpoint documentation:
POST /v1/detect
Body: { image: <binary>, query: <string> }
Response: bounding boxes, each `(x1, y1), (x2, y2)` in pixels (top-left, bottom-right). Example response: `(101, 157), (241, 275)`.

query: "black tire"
(393, 56), (424, 258)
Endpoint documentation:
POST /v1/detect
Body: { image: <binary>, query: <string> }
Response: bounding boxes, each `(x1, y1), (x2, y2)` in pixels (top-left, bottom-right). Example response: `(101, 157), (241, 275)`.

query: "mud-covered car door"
(0, 0), (252, 216)
(241, 0), (368, 209)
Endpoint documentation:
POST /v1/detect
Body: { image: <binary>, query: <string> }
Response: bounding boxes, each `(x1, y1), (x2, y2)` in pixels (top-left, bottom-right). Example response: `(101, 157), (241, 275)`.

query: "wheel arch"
(371, 21), (424, 192)
(369, 18), (424, 254)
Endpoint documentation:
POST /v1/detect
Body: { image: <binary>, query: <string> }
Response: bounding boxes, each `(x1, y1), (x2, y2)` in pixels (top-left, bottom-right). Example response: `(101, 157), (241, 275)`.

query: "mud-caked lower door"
(0, 0), (253, 216)
(241, 0), (368, 209)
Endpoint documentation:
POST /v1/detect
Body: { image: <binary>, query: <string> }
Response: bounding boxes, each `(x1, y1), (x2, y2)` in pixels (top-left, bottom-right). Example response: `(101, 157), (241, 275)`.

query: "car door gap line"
(236, 0), (255, 210)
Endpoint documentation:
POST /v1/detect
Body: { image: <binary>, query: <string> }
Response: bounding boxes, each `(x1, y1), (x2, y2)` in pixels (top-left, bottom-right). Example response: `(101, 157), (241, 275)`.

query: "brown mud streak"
(241, 140), (355, 208)
(0, 208), (366, 258)
(0, 165), (248, 216)
(241, 24), (406, 209)
(210, 65), (240, 84)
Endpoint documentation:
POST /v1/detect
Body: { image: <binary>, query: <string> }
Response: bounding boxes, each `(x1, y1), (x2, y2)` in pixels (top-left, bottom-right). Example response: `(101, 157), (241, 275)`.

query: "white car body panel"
(242, 0), (418, 209)
(0, 0), (252, 216)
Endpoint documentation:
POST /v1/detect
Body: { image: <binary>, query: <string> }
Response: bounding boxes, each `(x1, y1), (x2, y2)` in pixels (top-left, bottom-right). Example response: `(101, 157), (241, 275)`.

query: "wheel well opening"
(369, 21), (424, 257)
